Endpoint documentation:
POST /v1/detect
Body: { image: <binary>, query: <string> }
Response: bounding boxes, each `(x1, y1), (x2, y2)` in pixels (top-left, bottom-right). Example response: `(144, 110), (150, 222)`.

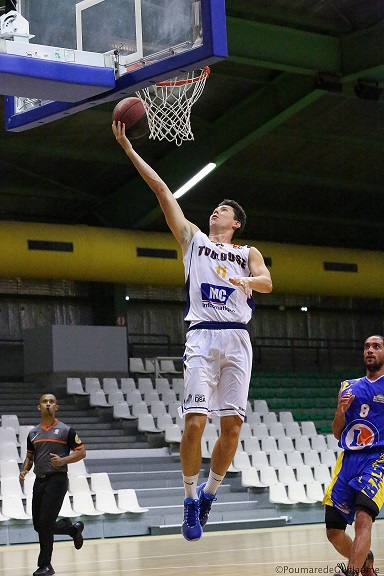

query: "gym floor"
(1, 520), (383, 576)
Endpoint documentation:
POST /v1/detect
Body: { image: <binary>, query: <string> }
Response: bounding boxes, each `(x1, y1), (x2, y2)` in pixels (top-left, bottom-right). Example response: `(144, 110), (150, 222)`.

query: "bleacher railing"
(128, 335), (363, 374)
(251, 337), (362, 373)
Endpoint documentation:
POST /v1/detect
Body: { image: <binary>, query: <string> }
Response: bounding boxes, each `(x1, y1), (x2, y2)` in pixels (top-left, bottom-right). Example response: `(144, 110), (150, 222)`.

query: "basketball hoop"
(136, 66), (210, 146)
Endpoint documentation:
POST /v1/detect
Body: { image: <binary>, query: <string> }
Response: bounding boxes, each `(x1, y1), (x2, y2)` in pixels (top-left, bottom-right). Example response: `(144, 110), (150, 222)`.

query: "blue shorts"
(323, 448), (384, 524)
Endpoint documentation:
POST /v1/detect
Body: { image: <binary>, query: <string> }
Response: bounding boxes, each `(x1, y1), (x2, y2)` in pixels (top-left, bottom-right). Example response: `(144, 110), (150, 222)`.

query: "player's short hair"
(366, 335), (384, 344)
(218, 199), (246, 236)
(39, 393), (57, 404)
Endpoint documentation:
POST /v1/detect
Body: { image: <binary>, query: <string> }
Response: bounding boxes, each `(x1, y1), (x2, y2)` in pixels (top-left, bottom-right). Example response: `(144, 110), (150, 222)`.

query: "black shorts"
(325, 492), (379, 530)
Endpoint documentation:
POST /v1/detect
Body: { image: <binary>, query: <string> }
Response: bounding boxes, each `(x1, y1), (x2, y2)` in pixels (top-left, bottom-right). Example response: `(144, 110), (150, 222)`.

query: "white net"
(136, 67), (209, 146)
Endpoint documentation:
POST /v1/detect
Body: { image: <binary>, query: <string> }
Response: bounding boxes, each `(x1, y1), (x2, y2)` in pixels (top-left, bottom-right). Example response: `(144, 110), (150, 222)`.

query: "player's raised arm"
(112, 121), (198, 254)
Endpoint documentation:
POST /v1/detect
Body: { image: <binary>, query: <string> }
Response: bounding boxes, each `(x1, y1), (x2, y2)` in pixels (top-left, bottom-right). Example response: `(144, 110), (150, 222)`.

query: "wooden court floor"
(1, 520), (383, 576)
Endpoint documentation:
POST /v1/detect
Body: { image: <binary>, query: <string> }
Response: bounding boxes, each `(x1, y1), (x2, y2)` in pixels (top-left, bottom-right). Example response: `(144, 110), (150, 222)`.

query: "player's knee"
(326, 527), (344, 546)
(355, 508), (374, 530)
(220, 419), (242, 445)
(184, 414), (206, 438)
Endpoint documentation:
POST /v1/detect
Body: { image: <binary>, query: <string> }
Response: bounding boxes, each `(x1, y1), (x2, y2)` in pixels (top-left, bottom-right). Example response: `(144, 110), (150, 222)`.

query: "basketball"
(112, 97), (149, 140)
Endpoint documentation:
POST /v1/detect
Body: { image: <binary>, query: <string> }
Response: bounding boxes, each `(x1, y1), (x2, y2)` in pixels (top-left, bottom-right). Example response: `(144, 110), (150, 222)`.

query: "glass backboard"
(0, 0), (227, 131)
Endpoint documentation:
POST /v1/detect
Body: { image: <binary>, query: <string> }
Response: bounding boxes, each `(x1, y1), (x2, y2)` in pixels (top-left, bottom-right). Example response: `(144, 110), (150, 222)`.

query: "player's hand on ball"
(229, 276), (252, 298)
(112, 121), (133, 152)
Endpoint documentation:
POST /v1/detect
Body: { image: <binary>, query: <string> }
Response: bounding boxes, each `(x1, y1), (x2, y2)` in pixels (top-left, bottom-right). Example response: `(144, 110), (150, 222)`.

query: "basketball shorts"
(180, 327), (252, 420)
(323, 448), (384, 525)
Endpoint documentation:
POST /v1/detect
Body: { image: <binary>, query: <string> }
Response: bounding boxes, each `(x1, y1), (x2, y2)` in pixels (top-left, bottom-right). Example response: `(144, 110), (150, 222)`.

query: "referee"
(19, 393), (86, 576)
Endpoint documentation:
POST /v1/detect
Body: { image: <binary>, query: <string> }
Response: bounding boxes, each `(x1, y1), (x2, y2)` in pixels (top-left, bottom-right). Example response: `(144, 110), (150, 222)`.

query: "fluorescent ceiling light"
(173, 163), (216, 199)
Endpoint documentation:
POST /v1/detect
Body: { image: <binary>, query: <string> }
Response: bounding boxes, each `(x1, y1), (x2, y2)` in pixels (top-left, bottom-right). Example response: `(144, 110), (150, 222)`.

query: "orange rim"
(155, 66), (210, 87)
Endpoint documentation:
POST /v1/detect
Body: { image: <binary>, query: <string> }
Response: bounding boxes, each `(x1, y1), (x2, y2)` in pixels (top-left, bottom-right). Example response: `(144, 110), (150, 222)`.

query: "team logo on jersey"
(341, 380), (352, 392)
(341, 419), (379, 450)
(75, 434), (82, 444)
(197, 245), (247, 268)
(373, 394), (384, 404)
(201, 283), (235, 305)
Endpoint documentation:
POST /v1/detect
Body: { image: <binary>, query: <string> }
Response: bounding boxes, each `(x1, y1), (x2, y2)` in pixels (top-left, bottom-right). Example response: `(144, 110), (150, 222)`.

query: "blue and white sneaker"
(181, 498), (202, 541)
(197, 483), (217, 528)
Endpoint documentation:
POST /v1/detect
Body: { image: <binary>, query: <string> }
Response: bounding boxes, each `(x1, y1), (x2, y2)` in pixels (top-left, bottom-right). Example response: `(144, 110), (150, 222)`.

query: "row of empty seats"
(201, 435), (339, 463)
(0, 488), (148, 521)
(67, 377), (183, 404)
(112, 398), (339, 461)
(234, 450), (333, 482)
(232, 400), (337, 506)
(0, 419), (34, 462)
(128, 357), (182, 376)
(0, 458), (148, 521)
(239, 456), (330, 505)
(139, 413), (340, 456)
(91, 388), (182, 410)
(66, 376), (186, 434)
(67, 376), (184, 396)
(66, 376), (185, 428)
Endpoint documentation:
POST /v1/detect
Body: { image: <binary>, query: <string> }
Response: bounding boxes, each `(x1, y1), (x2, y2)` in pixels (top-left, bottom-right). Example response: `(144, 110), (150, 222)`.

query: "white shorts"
(180, 327), (252, 421)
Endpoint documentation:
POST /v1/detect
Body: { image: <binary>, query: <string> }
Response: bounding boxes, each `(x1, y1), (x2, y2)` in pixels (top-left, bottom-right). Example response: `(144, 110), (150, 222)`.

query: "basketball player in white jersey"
(112, 121), (272, 540)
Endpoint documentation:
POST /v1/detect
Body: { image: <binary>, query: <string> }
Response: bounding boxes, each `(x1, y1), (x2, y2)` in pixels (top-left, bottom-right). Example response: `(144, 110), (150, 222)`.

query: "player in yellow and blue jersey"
(323, 335), (384, 576)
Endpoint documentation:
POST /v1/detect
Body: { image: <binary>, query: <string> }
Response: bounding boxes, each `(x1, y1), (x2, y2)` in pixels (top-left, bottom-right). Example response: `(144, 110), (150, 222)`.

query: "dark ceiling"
(1, 0), (384, 252)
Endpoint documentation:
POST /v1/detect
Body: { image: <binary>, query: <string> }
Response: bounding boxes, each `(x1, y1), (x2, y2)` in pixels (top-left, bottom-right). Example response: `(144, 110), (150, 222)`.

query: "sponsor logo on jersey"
(341, 419), (379, 450)
(214, 242), (250, 250)
(184, 394), (193, 406)
(201, 283), (235, 305)
(54, 429), (59, 434)
(183, 393), (205, 406)
(75, 434), (82, 444)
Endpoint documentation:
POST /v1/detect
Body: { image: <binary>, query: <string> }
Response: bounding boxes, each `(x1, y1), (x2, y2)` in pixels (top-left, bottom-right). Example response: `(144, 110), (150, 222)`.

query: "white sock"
(183, 474), (199, 499)
(204, 469), (224, 495)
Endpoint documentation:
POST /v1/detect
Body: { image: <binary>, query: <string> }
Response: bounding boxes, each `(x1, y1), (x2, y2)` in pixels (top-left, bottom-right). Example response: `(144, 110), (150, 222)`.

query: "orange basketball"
(112, 97), (149, 140)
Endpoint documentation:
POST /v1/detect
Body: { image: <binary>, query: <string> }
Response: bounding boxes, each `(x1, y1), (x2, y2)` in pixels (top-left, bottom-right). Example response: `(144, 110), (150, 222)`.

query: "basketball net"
(136, 66), (210, 147)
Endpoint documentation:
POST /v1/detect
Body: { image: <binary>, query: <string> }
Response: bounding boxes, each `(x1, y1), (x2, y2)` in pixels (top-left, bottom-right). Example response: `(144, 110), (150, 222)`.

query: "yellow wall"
(0, 221), (382, 298)
(255, 241), (381, 298)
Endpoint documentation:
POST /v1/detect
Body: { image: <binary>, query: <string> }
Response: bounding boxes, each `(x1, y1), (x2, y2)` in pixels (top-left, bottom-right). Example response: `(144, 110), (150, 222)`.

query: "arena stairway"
(0, 381), (150, 450)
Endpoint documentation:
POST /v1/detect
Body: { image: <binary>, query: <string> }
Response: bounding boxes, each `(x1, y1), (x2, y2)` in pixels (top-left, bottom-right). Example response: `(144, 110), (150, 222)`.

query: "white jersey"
(183, 230), (254, 325)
